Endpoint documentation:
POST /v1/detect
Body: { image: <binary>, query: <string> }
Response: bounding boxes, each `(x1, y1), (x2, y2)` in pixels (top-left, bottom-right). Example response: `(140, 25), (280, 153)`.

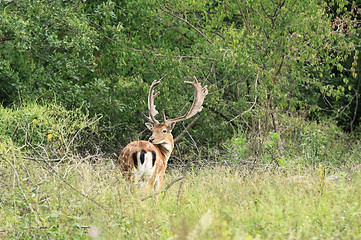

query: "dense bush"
(223, 114), (360, 166)
(0, 0), (360, 153)
(0, 102), (102, 155)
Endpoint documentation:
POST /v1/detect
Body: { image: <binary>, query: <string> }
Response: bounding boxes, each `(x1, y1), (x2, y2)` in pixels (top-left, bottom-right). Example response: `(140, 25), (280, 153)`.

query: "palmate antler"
(142, 80), (161, 124)
(143, 76), (208, 125)
(163, 76), (208, 124)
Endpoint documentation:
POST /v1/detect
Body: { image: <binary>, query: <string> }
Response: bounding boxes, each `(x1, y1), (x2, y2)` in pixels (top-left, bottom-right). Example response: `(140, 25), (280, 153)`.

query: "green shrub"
(1, 0), (359, 152)
(0, 102), (102, 155)
(221, 130), (249, 166)
(223, 114), (358, 167)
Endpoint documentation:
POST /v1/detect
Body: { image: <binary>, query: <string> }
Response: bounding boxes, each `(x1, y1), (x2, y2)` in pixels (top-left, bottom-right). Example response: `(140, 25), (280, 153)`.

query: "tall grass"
(1, 103), (361, 239)
(1, 152), (361, 239)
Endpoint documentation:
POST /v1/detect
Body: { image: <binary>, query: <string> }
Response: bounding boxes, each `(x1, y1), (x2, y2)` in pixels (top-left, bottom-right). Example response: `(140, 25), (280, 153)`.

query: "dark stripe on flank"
(140, 150), (146, 164)
(151, 151), (156, 166)
(132, 152), (138, 168)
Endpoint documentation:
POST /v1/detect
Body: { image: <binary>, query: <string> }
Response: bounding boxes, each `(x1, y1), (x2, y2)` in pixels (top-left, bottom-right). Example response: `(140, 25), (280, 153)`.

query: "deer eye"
(162, 129), (167, 133)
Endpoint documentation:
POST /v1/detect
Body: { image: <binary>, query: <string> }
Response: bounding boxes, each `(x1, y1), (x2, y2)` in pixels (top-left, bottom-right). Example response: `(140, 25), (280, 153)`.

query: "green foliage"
(224, 114), (358, 167)
(0, 1), (98, 103)
(0, 102), (102, 154)
(301, 129), (327, 164)
(0, 0), (360, 150)
(264, 132), (285, 166)
(222, 130), (249, 165)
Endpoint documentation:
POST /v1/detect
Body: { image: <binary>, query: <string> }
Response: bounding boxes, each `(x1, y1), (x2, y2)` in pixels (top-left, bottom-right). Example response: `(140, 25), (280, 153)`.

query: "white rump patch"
(133, 151), (156, 183)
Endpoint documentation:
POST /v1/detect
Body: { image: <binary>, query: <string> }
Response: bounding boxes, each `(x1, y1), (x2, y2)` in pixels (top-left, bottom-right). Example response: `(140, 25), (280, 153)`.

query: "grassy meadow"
(1, 103), (361, 239)
(1, 153), (361, 239)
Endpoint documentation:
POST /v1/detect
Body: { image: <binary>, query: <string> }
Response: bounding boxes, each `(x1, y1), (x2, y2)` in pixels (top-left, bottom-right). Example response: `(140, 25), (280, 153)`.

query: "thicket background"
(2, 0), (361, 163)
(1, 0), (360, 155)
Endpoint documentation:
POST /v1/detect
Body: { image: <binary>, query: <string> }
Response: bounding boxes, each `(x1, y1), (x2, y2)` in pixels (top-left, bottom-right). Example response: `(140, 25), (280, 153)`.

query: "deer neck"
(156, 141), (174, 162)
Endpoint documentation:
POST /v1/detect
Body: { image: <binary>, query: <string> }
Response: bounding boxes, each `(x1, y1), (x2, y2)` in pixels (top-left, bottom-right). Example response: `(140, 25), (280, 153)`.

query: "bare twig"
(25, 142), (109, 212)
(236, 0), (253, 35)
(174, 114), (201, 143)
(229, 74), (259, 123)
(66, 116), (103, 152)
(0, 225), (90, 233)
(3, 154), (42, 225)
(0, 154), (60, 162)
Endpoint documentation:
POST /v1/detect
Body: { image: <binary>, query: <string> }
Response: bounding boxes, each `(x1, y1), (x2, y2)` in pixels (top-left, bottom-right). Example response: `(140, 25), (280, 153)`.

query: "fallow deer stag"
(118, 76), (208, 192)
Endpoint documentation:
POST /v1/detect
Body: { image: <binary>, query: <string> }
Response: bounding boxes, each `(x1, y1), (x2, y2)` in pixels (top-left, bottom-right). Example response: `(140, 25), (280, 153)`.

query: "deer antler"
(164, 76), (208, 124)
(143, 80), (161, 123)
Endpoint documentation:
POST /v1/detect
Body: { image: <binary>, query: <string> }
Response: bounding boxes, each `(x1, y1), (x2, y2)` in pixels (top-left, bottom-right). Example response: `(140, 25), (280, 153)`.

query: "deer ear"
(168, 122), (176, 131)
(145, 123), (154, 131)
